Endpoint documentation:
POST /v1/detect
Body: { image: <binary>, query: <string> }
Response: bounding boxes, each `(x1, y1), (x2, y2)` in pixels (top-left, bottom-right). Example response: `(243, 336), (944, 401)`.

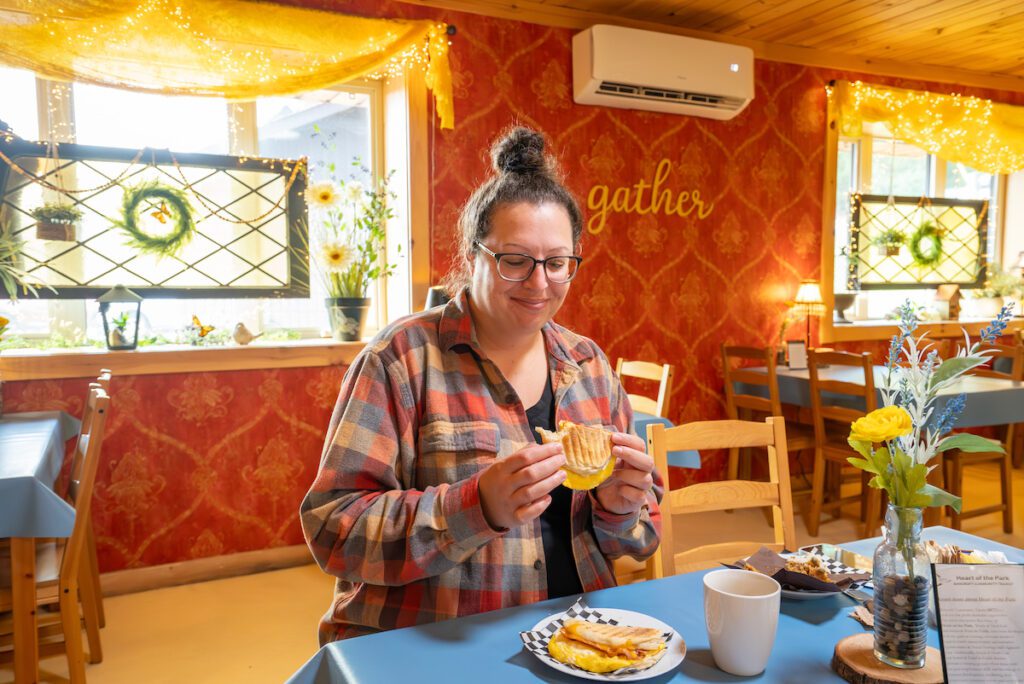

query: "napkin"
(732, 547), (871, 593)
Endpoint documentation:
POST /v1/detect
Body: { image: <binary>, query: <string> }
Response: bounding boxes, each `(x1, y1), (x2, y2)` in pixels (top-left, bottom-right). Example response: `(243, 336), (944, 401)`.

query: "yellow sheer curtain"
(0, 0), (454, 128)
(834, 80), (1024, 174)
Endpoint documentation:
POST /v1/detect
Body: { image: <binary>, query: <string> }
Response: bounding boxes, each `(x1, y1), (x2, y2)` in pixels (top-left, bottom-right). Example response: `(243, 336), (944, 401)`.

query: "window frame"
(7, 71), (421, 342)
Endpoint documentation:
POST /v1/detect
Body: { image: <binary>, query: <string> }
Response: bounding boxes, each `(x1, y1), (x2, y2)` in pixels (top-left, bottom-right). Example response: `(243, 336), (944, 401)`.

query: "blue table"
(633, 411), (701, 469)
(287, 527), (1020, 683)
(0, 410), (81, 684)
(737, 365), (1024, 429)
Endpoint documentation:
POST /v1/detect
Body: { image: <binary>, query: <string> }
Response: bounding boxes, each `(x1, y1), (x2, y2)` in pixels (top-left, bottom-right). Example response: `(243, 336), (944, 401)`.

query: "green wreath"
(909, 220), (943, 268)
(117, 181), (194, 257)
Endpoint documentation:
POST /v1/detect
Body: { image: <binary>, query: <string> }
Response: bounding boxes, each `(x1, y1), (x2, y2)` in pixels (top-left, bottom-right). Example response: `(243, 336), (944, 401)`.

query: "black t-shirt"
(526, 379), (584, 599)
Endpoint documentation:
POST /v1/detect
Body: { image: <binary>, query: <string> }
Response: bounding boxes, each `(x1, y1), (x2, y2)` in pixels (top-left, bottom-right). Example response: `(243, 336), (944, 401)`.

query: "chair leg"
(1000, 451), (1014, 534)
(807, 447), (827, 537)
(86, 523), (106, 628)
(863, 484), (881, 539)
(78, 563), (103, 663)
(59, 582), (88, 684)
(727, 447), (739, 481)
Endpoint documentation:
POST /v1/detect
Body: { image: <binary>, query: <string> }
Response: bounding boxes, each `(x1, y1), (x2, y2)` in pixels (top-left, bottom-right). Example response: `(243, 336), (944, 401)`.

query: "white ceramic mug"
(703, 568), (781, 676)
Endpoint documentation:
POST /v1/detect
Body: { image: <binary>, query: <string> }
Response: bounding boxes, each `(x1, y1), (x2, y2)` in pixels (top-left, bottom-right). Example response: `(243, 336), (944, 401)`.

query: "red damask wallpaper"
(14, 2), (1024, 570)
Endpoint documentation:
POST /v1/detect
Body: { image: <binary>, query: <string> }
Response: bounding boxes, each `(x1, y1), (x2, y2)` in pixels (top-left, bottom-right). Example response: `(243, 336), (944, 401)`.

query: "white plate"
(527, 608), (686, 681)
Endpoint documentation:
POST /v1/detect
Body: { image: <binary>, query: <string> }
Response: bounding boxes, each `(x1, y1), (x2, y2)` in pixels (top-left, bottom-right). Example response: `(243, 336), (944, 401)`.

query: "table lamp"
(792, 280), (826, 347)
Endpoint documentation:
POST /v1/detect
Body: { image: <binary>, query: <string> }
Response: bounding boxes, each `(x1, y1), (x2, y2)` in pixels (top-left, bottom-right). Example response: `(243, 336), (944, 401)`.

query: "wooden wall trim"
(827, 318), (1024, 343)
(401, 0), (1024, 93)
(100, 545), (315, 597)
(0, 339), (364, 381)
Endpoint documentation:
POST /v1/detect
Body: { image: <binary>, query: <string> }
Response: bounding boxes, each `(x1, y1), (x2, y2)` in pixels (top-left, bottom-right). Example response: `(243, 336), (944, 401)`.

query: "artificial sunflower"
(306, 181), (340, 208)
(320, 242), (355, 272)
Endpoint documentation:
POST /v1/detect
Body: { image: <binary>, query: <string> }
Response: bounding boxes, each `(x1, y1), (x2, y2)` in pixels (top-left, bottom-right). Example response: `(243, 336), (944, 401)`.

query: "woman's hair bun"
(491, 126), (548, 175)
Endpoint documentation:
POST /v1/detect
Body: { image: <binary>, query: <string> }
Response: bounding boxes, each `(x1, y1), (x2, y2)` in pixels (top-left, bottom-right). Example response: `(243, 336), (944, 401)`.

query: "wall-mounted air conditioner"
(572, 25), (754, 120)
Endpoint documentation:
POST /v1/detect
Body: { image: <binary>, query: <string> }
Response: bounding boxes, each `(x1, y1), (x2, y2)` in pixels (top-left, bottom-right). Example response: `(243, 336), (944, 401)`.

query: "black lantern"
(98, 285), (143, 351)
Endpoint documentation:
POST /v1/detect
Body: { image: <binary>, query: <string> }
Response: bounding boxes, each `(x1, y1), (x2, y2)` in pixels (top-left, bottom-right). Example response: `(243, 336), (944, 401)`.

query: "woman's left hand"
(594, 432), (655, 516)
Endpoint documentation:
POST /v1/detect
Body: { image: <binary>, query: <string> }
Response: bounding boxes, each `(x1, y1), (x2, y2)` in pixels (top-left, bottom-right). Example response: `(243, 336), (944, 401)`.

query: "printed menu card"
(932, 563), (1024, 684)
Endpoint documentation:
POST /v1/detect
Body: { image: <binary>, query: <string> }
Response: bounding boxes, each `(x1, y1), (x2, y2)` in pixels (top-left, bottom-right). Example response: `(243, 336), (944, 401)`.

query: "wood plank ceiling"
(402, 0), (1024, 92)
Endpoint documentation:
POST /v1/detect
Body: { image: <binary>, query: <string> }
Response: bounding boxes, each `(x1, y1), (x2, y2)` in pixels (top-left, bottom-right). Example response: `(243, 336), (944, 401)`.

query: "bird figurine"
(232, 322), (263, 346)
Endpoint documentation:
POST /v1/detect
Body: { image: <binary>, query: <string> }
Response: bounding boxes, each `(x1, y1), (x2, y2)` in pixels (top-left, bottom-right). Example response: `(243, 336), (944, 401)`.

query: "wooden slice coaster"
(832, 633), (942, 684)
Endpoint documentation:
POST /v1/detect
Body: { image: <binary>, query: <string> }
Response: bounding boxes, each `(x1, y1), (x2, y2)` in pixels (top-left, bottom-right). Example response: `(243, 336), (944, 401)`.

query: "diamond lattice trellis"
(0, 139), (309, 299)
(850, 193), (988, 290)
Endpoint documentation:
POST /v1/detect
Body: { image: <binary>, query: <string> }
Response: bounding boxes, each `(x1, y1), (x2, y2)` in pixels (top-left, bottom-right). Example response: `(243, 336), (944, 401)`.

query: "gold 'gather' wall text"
(586, 158), (715, 235)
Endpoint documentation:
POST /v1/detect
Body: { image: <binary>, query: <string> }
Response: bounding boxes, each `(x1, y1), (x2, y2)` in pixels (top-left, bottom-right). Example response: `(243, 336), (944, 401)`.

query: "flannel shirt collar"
(438, 289), (595, 368)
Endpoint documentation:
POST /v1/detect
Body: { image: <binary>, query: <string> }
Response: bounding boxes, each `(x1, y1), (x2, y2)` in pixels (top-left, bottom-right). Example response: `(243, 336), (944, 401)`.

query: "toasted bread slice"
(548, 619), (668, 673)
(535, 421), (615, 490)
(562, 619), (665, 654)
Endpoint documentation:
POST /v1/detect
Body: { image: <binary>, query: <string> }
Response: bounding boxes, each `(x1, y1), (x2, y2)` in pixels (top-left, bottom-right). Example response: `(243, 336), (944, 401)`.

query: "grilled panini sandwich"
(547, 619), (668, 673)
(535, 420), (615, 490)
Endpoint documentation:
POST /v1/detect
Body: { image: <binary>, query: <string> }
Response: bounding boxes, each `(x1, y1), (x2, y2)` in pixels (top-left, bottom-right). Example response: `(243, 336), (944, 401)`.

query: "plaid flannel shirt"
(301, 291), (663, 643)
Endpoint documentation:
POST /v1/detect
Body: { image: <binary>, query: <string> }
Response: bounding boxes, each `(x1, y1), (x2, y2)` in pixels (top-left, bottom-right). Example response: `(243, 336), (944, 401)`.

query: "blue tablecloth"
(287, 528), (1020, 683)
(0, 411), (80, 538)
(737, 365), (1024, 429)
(633, 411), (701, 469)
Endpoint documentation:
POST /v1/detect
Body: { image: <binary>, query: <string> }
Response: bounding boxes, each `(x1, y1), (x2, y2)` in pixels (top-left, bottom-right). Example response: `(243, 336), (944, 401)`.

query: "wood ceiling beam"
(399, 0), (1024, 93)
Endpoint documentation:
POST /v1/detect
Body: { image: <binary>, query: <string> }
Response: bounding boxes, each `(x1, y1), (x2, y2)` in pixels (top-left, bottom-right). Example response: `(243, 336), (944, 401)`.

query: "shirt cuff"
(442, 471), (506, 551)
(589, 490), (643, 531)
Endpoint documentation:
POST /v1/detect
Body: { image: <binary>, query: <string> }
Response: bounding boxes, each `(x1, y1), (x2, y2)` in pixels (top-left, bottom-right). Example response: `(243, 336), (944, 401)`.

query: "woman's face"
(470, 201), (576, 342)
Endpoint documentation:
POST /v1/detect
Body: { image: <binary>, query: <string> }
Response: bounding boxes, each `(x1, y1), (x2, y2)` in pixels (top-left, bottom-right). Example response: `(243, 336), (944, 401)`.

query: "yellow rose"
(849, 406), (913, 443)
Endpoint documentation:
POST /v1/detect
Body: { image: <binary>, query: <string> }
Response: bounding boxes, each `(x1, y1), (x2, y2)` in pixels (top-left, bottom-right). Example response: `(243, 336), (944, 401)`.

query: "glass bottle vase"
(872, 505), (930, 669)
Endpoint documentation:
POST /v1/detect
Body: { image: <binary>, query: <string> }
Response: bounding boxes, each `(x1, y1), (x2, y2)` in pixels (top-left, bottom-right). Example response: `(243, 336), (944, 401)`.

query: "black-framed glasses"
(475, 241), (582, 283)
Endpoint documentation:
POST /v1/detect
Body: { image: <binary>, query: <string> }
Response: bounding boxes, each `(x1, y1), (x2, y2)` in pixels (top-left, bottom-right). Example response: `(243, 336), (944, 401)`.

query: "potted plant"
(0, 224), (51, 299)
(303, 161), (398, 341)
(966, 266), (1023, 319)
(30, 202), (82, 241)
(872, 227), (906, 257)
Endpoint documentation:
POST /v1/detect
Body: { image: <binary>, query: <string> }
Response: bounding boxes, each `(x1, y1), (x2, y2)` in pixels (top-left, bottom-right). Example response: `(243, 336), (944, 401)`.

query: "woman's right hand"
(478, 443), (566, 530)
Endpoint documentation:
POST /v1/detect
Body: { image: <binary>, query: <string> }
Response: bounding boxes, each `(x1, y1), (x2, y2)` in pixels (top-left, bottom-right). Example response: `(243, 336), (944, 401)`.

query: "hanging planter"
(872, 228), (906, 258)
(909, 221), (943, 268)
(30, 202), (82, 241)
(117, 181), (195, 258)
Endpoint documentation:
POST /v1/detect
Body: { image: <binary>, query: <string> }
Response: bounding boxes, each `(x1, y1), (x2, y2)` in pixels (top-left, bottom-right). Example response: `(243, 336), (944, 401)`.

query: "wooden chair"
(943, 343), (1021, 532)
(647, 417), (795, 577)
(75, 370), (111, 633)
(721, 346), (815, 486)
(615, 358), (674, 418)
(0, 387), (110, 681)
(806, 349), (882, 538)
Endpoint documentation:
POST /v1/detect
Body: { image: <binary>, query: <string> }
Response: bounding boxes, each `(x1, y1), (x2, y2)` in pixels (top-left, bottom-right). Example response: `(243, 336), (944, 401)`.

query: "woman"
(301, 127), (662, 644)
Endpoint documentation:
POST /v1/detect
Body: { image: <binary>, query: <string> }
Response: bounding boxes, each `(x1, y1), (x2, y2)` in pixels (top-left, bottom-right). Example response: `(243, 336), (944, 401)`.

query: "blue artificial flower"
(931, 393), (966, 436)
(886, 300), (919, 373)
(979, 304), (1013, 344)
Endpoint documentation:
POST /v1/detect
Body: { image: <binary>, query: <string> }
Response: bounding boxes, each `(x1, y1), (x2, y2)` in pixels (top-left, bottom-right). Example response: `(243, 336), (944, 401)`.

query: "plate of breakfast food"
(520, 599), (685, 681)
(736, 547), (871, 600)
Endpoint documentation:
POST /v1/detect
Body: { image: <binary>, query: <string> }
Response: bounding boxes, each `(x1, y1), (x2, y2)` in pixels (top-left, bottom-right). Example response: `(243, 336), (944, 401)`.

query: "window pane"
(256, 89), (374, 333)
(946, 162), (995, 200)
(869, 138), (929, 197)
(73, 84), (229, 154)
(0, 66), (39, 140)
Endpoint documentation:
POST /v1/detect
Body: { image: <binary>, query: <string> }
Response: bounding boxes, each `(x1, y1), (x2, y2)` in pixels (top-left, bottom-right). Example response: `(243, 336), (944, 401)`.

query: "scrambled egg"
(561, 457), (615, 491)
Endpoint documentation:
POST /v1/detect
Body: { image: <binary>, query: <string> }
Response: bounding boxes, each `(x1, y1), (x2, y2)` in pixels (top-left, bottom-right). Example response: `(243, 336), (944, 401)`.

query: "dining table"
(738, 364), (1024, 429)
(0, 411), (81, 684)
(286, 526), (1022, 683)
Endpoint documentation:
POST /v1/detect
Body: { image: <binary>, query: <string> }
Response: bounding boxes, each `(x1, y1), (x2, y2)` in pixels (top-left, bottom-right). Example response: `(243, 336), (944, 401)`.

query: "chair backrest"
(615, 358), (674, 418)
(646, 417), (795, 577)
(964, 342), (1024, 381)
(61, 387), (110, 589)
(808, 350), (875, 443)
(721, 345), (782, 417)
(73, 370), (112, 482)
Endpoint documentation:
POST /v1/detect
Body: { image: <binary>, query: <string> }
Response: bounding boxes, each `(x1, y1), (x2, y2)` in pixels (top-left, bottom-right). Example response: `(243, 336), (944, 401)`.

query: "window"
(833, 127), (1003, 318)
(1, 67), (408, 344)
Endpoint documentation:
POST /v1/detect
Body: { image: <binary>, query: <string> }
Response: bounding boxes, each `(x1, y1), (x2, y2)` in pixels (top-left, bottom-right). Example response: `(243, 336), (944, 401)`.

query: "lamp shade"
(792, 280), (826, 316)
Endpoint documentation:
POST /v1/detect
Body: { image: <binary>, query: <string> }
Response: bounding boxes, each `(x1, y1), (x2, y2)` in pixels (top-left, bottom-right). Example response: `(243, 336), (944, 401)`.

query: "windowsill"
(823, 316), (1024, 342)
(0, 338), (366, 381)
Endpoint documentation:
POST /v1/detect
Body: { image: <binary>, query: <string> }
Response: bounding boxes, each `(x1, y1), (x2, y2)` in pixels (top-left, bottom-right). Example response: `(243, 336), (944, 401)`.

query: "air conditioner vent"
(597, 81), (744, 110)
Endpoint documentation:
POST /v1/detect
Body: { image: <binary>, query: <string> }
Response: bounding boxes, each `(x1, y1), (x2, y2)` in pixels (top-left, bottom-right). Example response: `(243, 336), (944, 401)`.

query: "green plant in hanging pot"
(116, 181), (195, 258)
(30, 202), (82, 241)
(872, 227), (906, 257)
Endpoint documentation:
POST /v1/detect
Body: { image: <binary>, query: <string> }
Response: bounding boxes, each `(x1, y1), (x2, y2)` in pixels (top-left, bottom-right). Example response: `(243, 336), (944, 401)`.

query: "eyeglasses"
(475, 242), (582, 283)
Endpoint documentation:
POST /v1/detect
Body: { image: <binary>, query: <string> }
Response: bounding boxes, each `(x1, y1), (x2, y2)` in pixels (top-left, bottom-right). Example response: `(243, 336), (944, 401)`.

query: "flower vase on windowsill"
(846, 301), (1014, 670)
(325, 297), (370, 342)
